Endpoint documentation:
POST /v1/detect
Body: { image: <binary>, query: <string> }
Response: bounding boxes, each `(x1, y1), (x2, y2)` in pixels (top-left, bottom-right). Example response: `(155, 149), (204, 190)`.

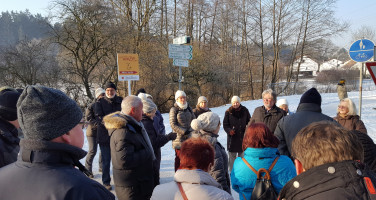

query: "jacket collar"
(296, 103), (322, 113)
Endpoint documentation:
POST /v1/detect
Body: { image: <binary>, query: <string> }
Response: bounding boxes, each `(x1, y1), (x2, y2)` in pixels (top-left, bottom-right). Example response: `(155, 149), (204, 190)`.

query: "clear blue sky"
(1, 0), (376, 49)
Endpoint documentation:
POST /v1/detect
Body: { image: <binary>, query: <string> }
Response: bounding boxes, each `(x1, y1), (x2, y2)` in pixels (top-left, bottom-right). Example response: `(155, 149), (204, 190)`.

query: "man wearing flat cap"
(0, 87), (21, 168)
(94, 81), (123, 190)
(0, 85), (115, 200)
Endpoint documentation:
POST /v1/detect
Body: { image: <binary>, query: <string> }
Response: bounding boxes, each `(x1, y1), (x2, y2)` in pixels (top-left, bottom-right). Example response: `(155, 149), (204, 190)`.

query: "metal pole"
(359, 62), (363, 118)
(128, 80), (131, 96)
(179, 66), (182, 90)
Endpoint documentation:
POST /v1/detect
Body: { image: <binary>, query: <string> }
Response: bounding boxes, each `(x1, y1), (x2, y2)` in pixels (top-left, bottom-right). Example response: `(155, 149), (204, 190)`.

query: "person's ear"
(294, 159), (305, 175)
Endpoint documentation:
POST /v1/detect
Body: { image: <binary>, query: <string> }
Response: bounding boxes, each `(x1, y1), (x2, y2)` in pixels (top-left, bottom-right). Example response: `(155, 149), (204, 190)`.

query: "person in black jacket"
(84, 88), (104, 177)
(193, 96), (211, 118)
(351, 130), (376, 173)
(141, 98), (176, 187)
(279, 121), (376, 200)
(104, 95), (155, 200)
(0, 85), (115, 200)
(223, 96), (251, 172)
(94, 82), (123, 190)
(0, 87), (21, 168)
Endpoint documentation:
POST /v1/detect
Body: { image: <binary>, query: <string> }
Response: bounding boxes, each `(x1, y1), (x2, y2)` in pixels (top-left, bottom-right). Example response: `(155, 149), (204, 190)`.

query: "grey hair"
(338, 98), (357, 116)
(262, 89), (277, 100)
(121, 95), (142, 115)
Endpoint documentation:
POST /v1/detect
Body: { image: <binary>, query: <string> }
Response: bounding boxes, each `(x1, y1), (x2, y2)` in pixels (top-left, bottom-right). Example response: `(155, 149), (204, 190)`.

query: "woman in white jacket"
(151, 138), (233, 200)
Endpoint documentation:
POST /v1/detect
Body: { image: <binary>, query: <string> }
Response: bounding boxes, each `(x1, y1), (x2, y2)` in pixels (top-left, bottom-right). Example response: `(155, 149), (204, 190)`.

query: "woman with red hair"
(231, 123), (296, 200)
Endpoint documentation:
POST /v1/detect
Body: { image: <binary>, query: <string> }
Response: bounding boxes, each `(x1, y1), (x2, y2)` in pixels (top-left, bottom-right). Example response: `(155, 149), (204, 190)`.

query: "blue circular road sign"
(349, 39), (374, 62)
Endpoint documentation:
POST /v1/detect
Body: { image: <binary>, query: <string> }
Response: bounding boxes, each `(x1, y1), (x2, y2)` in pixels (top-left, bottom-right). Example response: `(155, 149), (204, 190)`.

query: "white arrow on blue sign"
(349, 39), (375, 62)
(173, 59), (189, 67)
(168, 44), (193, 60)
(169, 51), (193, 60)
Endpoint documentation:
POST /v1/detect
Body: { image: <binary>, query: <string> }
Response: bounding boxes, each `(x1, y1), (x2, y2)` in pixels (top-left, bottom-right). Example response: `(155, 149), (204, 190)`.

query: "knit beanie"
(197, 96), (208, 106)
(231, 96), (240, 104)
(299, 88), (321, 106)
(175, 90), (186, 100)
(276, 99), (288, 107)
(105, 82), (117, 90)
(0, 90), (21, 121)
(191, 112), (220, 132)
(142, 98), (157, 114)
(95, 88), (105, 99)
(17, 85), (83, 141)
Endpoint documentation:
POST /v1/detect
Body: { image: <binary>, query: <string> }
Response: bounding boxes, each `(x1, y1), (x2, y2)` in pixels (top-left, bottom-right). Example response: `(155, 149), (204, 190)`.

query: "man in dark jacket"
(279, 121), (376, 200)
(274, 88), (335, 158)
(0, 88), (21, 168)
(85, 87), (105, 177)
(0, 85), (115, 200)
(104, 95), (155, 200)
(94, 82), (123, 190)
(248, 89), (285, 133)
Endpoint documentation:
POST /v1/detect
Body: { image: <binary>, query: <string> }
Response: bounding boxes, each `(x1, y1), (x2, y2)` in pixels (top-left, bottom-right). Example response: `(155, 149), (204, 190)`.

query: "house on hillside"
(293, 56), (348, 78)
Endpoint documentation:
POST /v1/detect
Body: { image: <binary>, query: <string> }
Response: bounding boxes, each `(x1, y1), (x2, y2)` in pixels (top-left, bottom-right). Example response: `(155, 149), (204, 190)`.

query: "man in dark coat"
(279, 121), (376, 200)
(84, 87), (104, 177)
(223, 96), (251, 172)
(193, 96), (211, 118)
(0, 85), (115, 200)
(274, 88), (335, 158)
(0, 88), (21, 168)
(351, 130), (376, 173)
(94, 82), (123, 190)
(248, 89), (285, 133)
(103, 96), (155, 200)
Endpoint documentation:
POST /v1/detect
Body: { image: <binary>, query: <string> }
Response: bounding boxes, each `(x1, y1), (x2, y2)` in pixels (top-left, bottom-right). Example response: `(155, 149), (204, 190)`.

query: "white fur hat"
(231, 96), (240, 104)
(95, 88), (105, 99)
(138, 93), (153, 101)
(191, 112), (220, 132)
(197, 96), (208, 105)
(276, 99), (288, 107)
(175, 90), (186, 100)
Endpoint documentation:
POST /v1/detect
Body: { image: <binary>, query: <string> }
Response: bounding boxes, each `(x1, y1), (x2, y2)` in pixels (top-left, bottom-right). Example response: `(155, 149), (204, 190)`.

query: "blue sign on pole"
(349, 39), (375, 62)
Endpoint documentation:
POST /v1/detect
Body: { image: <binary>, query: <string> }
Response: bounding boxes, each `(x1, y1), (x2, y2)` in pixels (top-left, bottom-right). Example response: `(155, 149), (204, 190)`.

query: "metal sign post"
(168, 38), (192, 90)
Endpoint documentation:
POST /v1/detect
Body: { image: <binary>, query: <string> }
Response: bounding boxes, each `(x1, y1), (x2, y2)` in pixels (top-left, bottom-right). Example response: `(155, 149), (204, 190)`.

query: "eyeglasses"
(338, 106), (347, 109)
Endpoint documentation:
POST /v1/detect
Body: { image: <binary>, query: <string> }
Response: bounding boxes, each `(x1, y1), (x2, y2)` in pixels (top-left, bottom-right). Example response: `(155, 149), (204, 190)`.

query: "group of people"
(0, 82), (376, 200)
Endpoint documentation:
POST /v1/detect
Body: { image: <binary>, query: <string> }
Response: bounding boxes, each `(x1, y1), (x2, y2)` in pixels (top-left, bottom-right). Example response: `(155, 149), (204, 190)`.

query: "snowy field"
(81, 90), (376, 199)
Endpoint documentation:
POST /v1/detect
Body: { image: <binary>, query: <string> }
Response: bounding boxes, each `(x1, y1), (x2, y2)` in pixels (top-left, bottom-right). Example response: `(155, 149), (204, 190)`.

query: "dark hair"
(242, 123), (279, 151)
(179, 138), (214, 171)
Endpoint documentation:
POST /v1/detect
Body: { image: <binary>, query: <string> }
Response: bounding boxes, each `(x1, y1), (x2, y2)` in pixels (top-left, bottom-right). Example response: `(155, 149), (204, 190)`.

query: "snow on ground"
(81, 90), (376, 199)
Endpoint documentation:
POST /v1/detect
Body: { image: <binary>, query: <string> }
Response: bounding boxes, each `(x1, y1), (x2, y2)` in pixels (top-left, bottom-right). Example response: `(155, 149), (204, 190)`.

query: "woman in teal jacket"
(231, 123), (296, 200)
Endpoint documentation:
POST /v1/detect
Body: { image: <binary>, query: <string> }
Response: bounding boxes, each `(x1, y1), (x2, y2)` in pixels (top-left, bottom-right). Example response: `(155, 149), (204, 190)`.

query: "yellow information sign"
(117, 53), (139, 81)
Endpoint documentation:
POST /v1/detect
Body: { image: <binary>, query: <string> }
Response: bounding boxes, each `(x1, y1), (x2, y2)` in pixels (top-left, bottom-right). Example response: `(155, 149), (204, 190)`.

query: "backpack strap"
(242, 157), (257, 174)
(268, 156), (280, 172)
(242, 156), (280, 175)
(176, 182), (189, 200)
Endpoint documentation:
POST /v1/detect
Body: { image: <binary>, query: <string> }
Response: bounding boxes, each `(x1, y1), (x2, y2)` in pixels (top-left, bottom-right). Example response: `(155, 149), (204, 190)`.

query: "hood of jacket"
(103, 111), (142, 135)
(296, 103), (322, 113)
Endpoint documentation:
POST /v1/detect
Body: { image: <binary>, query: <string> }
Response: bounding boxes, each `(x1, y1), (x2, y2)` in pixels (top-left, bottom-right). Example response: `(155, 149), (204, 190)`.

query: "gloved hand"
(229, 130), (235, 136)
(167, 132), (177, 140)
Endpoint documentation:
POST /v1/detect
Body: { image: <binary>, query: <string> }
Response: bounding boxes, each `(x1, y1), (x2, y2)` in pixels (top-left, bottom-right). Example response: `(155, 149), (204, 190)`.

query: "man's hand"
(229, 130), (235, 136)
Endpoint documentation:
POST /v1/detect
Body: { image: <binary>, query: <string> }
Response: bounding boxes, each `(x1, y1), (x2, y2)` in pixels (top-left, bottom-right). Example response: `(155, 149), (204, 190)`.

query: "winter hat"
(0, 89), (21, 121)
(197, 96), (208, 105)
(142, 98), (157, 114)
(105, 82), (117, 90)
(175, 90), (186, 100)
(276, 99), (288, 107)
(299, 88), (321, 106)
(231, 96), (240, 104)
(95, 88), (105, 99)
(191, 112), (220, 132)
(136, 88), (146, 95)
(17, 85), (83, 141)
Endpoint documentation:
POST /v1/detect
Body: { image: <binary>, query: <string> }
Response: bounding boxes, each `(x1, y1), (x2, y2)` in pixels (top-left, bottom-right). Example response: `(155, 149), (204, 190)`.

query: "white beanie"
(191, 112), (220, 132)
(197, 96), (208, 105)
(276, 99), (288, 107)
(175, 90), (186, 100)
(142, 98), (157, 114)
(138, 93), (148, 101)
(95, 88), (105, 99)
(231, 96), (240, 104)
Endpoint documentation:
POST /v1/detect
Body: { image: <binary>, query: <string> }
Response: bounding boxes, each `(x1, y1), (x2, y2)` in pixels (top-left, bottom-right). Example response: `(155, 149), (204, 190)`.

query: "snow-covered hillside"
(82, 90), (376, 199)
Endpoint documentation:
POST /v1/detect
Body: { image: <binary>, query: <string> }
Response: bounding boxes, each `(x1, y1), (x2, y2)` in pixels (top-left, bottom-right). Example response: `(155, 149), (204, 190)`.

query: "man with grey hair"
(248, 89), (285, 133)
(103, 95), (155, 200)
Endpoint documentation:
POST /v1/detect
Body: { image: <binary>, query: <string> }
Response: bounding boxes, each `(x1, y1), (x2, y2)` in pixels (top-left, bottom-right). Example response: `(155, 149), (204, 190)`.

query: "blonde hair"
(337, 98), (357, 116)
(292, 121), (363, 170)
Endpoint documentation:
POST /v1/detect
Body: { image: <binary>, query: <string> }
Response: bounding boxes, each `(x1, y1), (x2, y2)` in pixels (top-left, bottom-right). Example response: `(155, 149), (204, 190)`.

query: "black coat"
(223, 105), (251, 152)
(141, 114), (170, 186)
(104, 112), (154, 200)
(85, 100), (99, 137)
(0, 118), (19, 168)
(94, 95), (122, 144)
(0, 139), (115, 200)
(192, 106), (211, 118)
(274, 103), (335, 158)
(352, 130), (376, 173)
(279, 160), (376, 200)
(248, 105), (286, 133)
